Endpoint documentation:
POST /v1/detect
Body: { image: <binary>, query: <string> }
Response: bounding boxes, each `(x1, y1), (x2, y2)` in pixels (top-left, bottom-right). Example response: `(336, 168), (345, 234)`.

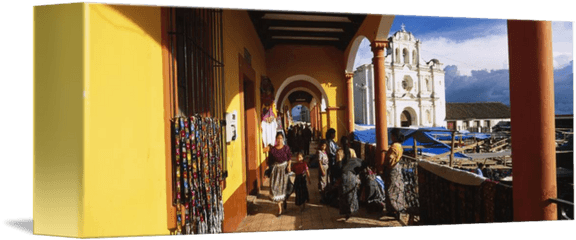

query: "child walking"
(317, 140), (329, 197)
(292, 151), (311, 211)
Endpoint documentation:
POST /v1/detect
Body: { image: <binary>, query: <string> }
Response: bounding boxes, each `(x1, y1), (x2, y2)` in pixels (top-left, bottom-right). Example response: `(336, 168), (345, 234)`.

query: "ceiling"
(248, 10), (367, 50)
(287, 91), (314, 104)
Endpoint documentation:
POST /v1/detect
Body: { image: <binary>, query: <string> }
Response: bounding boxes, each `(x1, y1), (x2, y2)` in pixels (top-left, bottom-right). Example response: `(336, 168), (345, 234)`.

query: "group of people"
(287, 123), (313, 156)
(265, 127), (408, 221)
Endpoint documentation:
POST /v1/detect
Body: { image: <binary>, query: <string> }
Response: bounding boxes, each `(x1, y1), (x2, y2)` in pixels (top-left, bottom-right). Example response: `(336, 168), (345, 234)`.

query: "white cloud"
(420, 34), (509, 76)
(552, 21), (573, 68)
(352, 21), (573, 75)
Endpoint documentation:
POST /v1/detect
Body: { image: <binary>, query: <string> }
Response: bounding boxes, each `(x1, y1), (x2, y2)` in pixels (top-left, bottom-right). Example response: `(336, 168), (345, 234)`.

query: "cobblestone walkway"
(236, 142), (408, 233)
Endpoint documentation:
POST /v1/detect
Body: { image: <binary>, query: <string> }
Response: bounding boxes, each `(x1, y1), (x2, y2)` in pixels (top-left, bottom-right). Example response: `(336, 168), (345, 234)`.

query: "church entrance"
(401, 110), (412, 127)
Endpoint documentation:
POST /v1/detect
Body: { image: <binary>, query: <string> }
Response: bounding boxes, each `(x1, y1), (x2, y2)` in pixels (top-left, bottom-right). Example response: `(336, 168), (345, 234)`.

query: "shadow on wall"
(93, 4), (163, 46)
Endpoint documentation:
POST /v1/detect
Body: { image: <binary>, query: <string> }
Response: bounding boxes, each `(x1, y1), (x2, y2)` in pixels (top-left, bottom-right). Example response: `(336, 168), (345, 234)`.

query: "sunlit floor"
(235, 141), (409, 233)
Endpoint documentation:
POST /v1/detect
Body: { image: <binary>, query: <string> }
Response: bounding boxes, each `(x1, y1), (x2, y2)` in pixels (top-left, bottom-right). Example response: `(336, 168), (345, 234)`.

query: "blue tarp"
(353, 127), (472, 159)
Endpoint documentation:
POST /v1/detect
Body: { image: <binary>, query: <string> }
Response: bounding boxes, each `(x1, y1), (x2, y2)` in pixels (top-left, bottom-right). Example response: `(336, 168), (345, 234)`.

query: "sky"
(353, 16), (574, 114)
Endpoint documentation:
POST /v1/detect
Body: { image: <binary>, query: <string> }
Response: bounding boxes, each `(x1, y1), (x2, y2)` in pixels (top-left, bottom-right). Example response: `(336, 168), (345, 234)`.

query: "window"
(403, 48), (409, 64)
(169, 8), (225, 118)
(402, 75), (413, 91)
(165, 8), (228, 204)
(395, 48), (400, 63)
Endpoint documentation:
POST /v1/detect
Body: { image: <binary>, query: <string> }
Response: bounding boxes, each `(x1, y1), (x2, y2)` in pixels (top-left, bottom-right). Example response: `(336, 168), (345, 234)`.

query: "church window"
(403, 48), (409, 64)
(402, 75), (413, 92)
(395, 48), (400, 63)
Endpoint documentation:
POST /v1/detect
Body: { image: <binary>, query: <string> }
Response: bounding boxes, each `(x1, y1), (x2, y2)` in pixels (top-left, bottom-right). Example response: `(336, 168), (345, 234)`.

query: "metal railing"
(549, 198), (574, 220)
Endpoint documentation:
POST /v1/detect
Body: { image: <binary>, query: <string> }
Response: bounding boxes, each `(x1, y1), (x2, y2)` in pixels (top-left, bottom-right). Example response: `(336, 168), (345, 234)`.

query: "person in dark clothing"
(303, 126), (312, 156)
(292, 151), (311, 211)
(326, 128), (338, 185)
(287, 127), (296, 154)
(337, 137), (362, 220)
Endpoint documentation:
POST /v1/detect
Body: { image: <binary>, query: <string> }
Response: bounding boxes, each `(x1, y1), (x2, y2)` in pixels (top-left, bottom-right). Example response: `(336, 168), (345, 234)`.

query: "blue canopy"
(353, 127), (472, 159)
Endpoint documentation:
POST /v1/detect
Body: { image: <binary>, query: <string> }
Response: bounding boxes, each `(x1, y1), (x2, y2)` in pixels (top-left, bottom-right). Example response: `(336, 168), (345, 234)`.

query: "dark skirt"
(294, 174), (309, 206)
(339, 171), (359, 215)
(384, 164), (406, 213)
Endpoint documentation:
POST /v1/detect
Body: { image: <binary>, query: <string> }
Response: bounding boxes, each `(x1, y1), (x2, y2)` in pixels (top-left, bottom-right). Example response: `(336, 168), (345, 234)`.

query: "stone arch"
(345, 35), (370, 73)
(275, 74), (329, 112)
(280, 87), (320, 112)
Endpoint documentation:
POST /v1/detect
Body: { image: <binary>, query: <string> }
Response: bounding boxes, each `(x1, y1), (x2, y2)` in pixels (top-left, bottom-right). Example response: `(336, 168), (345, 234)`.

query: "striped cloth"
(375, 176), (385, 192)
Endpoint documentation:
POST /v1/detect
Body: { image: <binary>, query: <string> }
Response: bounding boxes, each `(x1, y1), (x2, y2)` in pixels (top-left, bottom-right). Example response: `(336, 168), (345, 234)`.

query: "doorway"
(401, 110), (412, 127)
(242, 79), (259, 195)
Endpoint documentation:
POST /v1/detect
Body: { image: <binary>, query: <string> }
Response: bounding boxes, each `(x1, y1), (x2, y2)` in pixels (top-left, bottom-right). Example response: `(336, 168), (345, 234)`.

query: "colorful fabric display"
(172, 116), (225, 234)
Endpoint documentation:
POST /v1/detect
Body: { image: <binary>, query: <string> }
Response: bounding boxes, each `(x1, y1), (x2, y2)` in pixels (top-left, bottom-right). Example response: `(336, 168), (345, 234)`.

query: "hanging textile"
(417, 160), (513, 225)
(172, 116), (225, 234)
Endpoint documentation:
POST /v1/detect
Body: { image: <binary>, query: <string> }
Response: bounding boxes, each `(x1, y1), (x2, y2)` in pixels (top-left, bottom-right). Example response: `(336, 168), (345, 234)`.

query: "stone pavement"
(236, 141), (409, 233)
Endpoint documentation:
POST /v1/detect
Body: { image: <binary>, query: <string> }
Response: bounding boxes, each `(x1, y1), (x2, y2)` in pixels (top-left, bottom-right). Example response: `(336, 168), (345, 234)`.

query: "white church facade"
(354, 26), (447, 128)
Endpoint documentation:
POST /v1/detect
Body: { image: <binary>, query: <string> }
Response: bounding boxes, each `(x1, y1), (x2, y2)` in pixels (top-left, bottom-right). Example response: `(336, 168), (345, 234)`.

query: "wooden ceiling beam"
(263, 19), (354, 29)
(266, 30), (345, 38)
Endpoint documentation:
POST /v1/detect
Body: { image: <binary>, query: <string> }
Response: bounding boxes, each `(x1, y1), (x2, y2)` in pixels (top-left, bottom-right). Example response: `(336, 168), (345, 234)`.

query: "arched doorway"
(401, 110), (412, 127)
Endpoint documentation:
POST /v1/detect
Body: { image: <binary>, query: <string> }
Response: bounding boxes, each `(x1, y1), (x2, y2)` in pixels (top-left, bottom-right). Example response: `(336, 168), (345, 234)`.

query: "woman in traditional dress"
(382, 128), (406, 219)
(337, 137), (362, 220)
(266, 132), (292, 215)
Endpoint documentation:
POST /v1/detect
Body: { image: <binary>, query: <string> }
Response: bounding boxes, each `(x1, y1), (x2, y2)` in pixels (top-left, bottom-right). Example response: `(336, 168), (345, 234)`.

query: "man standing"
(326, 128), (339, 184)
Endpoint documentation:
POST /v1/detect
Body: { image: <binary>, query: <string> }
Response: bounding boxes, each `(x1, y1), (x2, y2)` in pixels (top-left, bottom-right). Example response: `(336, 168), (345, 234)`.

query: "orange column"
(507, 20), (557, 221)
(318, 106), (322, 139)
(371, 40), (389, 171)
(345, 73), (355, 135)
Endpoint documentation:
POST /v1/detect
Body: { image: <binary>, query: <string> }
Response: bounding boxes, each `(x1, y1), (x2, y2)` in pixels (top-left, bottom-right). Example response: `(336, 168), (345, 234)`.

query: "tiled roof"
(446, 102), (511, 120)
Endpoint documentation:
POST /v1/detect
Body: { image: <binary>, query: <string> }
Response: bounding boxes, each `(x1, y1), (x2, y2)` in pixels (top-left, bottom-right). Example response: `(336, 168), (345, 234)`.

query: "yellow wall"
(34, 3), (85, 237)
(266, 45), (348, 140)
(221, 9), (268, 202)
(34, 4), (168, 237)
(82, 4), (168, 237)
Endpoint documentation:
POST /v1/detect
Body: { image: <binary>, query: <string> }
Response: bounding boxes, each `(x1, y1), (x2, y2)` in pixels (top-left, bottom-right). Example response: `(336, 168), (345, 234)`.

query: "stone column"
(507, 20), (557, 221)
(345, 73), (355, 135)
(371, 40), (389, 171)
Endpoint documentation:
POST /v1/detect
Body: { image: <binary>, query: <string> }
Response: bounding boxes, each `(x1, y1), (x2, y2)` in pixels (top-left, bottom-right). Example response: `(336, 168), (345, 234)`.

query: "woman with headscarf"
(337, 136), (363, 220)
(382, 128), (406, 219)
(265, 132), (292, 216)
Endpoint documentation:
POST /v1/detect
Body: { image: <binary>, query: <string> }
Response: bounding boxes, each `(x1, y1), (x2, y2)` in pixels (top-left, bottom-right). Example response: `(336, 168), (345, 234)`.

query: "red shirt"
(292, 161), (308, 175)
